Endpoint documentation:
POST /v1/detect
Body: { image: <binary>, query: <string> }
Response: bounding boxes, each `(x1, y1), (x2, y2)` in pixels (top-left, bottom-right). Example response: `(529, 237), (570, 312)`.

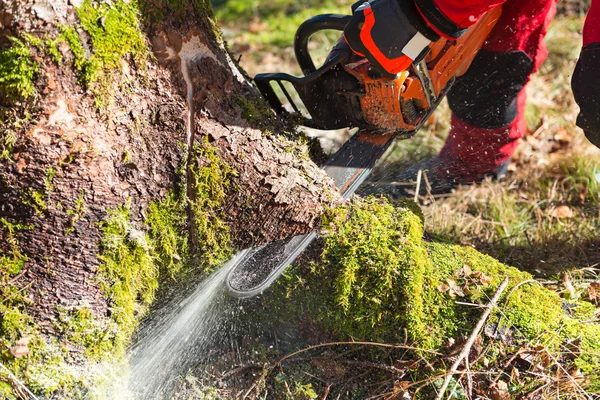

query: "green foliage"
(97, 204), (158, 355)
(0, 37), (39, 102)
(189, 140), (235, 270)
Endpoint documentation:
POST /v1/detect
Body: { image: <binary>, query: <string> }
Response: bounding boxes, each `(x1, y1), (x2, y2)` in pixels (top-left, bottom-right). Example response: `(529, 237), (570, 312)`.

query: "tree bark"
(0, 0), (338, 395)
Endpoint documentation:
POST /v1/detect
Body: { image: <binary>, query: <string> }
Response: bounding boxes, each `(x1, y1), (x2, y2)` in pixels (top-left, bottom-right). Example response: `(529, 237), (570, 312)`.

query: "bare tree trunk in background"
(0, 0), (337, 395)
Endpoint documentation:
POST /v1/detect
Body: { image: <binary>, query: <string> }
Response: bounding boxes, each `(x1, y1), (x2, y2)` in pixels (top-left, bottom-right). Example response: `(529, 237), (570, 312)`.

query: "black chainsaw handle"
(294, 14), (352, 76)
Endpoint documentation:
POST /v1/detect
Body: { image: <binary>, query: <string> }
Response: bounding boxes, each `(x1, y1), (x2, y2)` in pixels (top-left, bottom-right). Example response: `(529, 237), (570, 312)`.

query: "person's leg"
(439, 0), (557, 179)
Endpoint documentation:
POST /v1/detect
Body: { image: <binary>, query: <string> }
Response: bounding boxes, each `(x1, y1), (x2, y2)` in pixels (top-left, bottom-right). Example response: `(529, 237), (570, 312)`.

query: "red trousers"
(441, 0), (557, 175)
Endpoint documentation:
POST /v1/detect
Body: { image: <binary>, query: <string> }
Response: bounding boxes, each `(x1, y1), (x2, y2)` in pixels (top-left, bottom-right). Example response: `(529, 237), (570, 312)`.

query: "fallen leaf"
(451, 285), (465, 297)
(480, 274), (493, 287)
(550, 205), (574, 219)
(468, 334), (483, 362)
(490, 381), (511, 400)
(463, 264), (472, 277)
(438, 283), (450, 293)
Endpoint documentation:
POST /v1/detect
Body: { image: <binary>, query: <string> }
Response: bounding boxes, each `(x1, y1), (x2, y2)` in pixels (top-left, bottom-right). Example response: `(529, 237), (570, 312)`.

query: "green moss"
(44, 167), (57, 192)
(59, 25), (87, 72)
(189, 139), (235, 270)
(0, 381), (15, 399)
(55, 305), (117, 361)
(65, 190), (86, 235)
(97, 204), (157, 354)
(0, 37), (39, 102)
(21, 188), (47, 216)
(311, 197), (453, 348)
(0, 219), (90, 398)
(57, 0), (149, 105)
(267, 196), (600, 391)
(234, 94), (277, 130)
(147, 190), (189, 277)
(45, 38), (62, 65)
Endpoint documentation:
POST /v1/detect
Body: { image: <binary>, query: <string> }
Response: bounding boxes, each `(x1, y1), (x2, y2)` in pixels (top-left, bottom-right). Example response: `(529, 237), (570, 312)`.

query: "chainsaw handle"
(294, 14), (352, 76)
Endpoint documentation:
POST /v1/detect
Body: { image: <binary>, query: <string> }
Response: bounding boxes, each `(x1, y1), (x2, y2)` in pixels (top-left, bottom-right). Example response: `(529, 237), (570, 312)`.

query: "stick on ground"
(435, 277), (510, 400)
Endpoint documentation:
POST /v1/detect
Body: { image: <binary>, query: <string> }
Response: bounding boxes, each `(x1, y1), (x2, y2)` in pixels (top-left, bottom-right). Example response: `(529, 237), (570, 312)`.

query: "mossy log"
(0, 0), (338, 397)
(264, 197), (600, 396)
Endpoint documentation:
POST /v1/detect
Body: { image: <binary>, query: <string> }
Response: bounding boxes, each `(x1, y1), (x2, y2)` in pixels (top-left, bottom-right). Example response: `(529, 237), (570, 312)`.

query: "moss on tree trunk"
(0, 0), (337, 397)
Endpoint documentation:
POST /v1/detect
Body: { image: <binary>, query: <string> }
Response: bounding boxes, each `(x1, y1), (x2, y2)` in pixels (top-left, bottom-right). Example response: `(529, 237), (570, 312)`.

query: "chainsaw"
(225, 6), (502, 298)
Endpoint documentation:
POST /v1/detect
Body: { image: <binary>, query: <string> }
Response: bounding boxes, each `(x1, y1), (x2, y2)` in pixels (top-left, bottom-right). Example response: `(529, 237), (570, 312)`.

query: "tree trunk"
(0, 0), (338, 396)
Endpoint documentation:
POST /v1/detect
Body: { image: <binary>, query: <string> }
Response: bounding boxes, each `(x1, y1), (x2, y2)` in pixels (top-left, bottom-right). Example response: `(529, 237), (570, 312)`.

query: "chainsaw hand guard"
(343, 0), (439, 77)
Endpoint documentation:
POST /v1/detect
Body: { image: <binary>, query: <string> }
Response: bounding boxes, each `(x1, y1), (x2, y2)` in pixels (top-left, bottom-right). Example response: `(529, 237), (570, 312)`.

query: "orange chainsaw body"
(345, 6), (502, 132)
(254, 7), (502, 136)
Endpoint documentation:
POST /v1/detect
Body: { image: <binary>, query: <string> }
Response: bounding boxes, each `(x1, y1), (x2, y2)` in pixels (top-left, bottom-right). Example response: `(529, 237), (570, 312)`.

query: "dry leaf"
(469, 334), (483, 362)
(451, 285), (465, 297)
(446, 279), (464, 297)
(480, 274), (493, 287)
(463, 264), (472, 277)
(10, 336), (31, 359)
(550, 205), (574, 219)
(438, 283), (450, 293)
(389, 380), (412, 400)
(490, 381), (511, 400)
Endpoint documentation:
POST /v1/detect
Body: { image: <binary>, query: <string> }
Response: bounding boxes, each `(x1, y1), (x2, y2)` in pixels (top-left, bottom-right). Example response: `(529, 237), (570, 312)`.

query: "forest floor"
(171, 2), (600, 399)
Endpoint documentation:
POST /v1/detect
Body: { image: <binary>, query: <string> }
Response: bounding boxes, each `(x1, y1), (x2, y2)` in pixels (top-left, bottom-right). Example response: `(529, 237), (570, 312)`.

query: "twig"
(0, 362), (40, 400)
(465, 358), (473, 399)
(423, 170), (434, 202)
(321, 384), (332, 400)
(435, 277), (509, 400)
(276, 341), (440, 367)
(414, 169), (423, 203)
(495, 279), (541, 336)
